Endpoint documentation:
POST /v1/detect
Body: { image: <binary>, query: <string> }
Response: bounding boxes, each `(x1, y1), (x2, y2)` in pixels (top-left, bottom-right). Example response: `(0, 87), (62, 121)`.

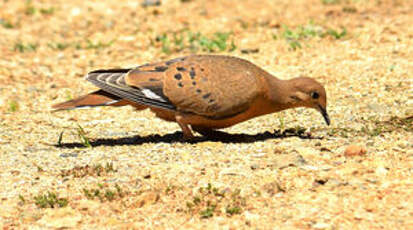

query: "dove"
(53, 55), (330, 139)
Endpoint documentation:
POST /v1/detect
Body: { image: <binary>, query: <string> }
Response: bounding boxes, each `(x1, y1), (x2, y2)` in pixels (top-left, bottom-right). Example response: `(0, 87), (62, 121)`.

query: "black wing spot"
(189, 68), (196, 79)
(176, 67), (186, 71)
(209, 99), (215, 103)
(192, 81), (196, 86)
(196, 89), (202, 94)
(154, 66), (168, 72)
(203, 93), (211, 99)
(174, 73), (182, 80)
(178, 82), (184, 87)
(200, 68), (205, 72)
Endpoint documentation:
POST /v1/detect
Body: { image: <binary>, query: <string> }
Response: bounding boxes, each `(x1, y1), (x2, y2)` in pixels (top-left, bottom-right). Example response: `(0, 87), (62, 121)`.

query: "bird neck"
(264, 76), (299, 112)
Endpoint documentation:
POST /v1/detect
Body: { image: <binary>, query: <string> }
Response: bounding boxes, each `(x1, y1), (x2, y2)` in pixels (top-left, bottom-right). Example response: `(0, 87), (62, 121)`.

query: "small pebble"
(143, 174), (151, 179)
(344, 145), (367, 157)
(59, 153), (79, 158)
(142, 0), (161, 7)
(250, 164), (259, 170)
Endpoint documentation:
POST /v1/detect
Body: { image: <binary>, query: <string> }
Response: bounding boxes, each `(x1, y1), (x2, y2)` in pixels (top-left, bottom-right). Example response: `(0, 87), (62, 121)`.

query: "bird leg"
(175, 114), (195, 140)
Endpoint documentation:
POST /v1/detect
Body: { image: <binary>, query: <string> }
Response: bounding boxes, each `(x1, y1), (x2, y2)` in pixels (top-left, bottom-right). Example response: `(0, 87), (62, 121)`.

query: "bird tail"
(52, 90), (125, 111)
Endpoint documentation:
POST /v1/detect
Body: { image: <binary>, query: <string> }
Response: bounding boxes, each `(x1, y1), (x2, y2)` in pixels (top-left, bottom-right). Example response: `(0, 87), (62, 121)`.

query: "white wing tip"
(141, 89), (166, 102)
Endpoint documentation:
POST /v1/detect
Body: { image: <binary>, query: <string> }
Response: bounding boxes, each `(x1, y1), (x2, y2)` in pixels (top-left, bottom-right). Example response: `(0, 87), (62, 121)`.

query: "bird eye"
(311, 92), (319, 99)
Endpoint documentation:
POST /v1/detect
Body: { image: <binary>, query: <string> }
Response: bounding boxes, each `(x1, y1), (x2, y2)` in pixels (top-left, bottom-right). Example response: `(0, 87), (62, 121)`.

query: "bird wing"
(86, 63), (176, 110)
(162, 55), (262, 119)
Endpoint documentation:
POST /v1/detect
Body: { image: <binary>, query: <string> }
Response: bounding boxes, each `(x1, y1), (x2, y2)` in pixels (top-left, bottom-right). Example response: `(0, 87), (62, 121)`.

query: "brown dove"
(53, 55), (330, 139)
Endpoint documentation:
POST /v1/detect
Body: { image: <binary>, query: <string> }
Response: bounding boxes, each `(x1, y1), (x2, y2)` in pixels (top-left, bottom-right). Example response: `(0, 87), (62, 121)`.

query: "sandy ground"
(0, 0), (412, 229)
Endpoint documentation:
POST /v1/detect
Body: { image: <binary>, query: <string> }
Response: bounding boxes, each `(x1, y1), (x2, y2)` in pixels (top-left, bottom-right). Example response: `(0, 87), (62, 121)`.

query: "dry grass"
(0, 0), (412, 229)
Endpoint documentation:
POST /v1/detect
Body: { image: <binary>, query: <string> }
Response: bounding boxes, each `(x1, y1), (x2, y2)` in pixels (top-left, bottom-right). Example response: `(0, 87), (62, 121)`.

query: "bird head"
(287, 77), (330, 125)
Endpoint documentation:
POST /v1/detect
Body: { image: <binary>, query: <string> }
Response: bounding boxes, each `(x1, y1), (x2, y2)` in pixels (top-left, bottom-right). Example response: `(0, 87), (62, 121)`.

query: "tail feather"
(52, 90), (122, 111)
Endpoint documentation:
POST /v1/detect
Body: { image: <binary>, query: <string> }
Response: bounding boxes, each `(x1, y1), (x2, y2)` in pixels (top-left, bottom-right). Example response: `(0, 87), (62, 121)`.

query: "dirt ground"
(0, 0), (412, 229)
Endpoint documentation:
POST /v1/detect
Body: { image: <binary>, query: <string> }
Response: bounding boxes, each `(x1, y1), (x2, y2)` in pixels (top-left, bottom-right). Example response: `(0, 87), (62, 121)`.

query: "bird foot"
(192, 126), (231, 140)
(181, 132), (195, 141)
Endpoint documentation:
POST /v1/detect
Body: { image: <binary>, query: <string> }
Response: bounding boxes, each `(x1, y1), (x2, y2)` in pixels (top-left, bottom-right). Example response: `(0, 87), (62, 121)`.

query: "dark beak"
(318, 105), (330, 126)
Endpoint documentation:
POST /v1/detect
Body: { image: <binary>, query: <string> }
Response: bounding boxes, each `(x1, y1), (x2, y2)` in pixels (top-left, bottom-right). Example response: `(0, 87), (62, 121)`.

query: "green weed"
(48, 42), (70, 50)
(226, 205), (242, 215)
(186, 183), (246, 219)
(203, 32), (233, 52)
(40, 7), (55, 15)
(278, 114), (285, 131)
(65, 90), (73, 100)
(60, 162), (117, 178)
(83, 184), (125, 202)
(200, 204), (216, 218)
(24, 0), (55, 16)
(14, 42), (38, 52)
(76, 124), (91, 148)
(57, 131), (64, 146)
(155, 31), (236, 54)
(318, 116), (412, 138)
(342, 6), (357, 13)
(8, 100), (19, 112)
(93, 162), (117, 176)
(85, 39), (115, 49)
(156, 34), (171, 54)
(19, 195), (26, 204)
(325, 28), (347, 39)
(34, 192), (68, 208)
(321, 0), (341, 4)
(276, 23), (347, 50)
(0, 19), (14, 29)
(25, 4), (36, 15)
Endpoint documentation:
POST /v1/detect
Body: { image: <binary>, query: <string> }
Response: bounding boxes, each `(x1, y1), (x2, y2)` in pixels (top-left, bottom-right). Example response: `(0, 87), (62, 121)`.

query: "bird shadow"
(55, 128), (323, 149)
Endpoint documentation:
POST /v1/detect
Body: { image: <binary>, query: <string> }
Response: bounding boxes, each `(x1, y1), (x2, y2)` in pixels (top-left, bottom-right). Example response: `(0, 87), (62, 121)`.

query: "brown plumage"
(53, 55), (330, 139)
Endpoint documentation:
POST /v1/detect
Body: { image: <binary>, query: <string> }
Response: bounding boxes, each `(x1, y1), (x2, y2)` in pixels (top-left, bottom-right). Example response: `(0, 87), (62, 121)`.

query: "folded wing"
(86, 65), (176, 110)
